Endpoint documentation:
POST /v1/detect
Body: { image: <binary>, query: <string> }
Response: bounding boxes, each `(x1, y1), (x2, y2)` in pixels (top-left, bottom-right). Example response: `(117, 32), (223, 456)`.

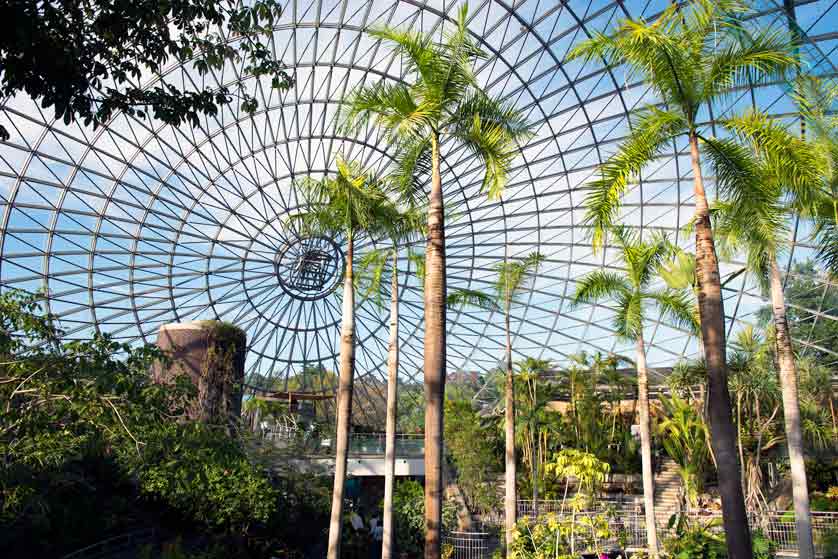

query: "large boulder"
(152, 320), (246, 429)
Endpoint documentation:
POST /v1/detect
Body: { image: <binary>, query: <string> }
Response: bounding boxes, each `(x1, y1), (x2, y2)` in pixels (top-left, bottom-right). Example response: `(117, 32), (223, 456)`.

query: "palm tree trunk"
(689, 132), (752, 559)
(424, 131), (447, 559)
(505, 300), (517, 552)
(636, 332), (658, 557)
(770, 258), (815, 559)
(383, 248), (400, 559)
(327, 231), (356, 559)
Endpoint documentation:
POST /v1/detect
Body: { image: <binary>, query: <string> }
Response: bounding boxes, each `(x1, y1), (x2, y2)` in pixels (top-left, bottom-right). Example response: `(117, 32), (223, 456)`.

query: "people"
(368, 511), (382, 559)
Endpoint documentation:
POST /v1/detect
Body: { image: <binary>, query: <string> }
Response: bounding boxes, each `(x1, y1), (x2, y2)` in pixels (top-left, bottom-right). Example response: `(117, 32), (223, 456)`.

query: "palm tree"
(344, 7), (533, 556)
(713, 110), (825, 559)
(356, 205), (423, 559)
(292, 156), (390, 559)
(566, 2), (796, 556)
(496, 251), (543, 550)
(795, 77), (838, 276)
(447, 250), (544, 550)
(571, 226), (698, 557)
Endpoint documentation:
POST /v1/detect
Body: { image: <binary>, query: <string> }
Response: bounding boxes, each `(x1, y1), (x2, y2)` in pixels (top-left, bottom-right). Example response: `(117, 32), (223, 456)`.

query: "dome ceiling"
(1, 0), (836, 424)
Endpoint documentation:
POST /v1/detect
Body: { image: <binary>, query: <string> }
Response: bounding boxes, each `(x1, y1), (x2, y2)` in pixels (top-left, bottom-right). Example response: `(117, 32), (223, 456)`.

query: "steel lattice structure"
(1, 0), (837, 426)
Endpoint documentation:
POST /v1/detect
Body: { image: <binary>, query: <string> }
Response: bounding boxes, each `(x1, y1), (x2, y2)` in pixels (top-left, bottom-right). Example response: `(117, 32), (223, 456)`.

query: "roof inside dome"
(1, 0), (837, 426)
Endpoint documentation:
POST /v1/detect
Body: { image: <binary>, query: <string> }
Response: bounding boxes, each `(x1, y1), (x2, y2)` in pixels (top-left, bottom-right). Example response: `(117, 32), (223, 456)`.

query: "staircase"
(654, 458), (683, 525)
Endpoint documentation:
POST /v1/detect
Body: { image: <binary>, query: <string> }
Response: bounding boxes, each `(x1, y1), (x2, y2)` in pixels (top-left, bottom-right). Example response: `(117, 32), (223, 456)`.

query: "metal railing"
(61, 529), (156, 559)
(518, 501), (838, 556)
(443, 531), (491, 559)
(260, 430), (425, 457)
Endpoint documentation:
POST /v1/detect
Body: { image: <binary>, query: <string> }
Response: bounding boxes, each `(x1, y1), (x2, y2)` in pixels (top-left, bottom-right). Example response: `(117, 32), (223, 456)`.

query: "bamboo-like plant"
(343, 8), (533, 554)
(571, 225), (698, 556)
(290, 156), (391, 559)
(566, 2), (796, 556)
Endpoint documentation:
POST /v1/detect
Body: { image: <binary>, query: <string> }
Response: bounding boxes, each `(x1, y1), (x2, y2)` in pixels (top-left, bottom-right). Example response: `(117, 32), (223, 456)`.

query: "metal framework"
(1, 0), (837, 426)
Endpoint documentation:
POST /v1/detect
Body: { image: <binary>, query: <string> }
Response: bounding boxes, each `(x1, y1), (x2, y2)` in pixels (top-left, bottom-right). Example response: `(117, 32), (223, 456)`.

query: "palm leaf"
(446, 288), (499, 311)
(583, 108), (686, 249)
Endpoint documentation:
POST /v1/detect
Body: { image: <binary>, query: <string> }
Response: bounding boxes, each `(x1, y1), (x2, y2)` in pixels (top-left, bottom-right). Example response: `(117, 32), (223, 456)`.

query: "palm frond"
(813, 197), (838, 276)
(583, 107), (686, 249)
(450, 100), (531, 201)
(446, 288), (499, 311)
(723, 111), (823, 210)
(614, 290), (643, 340)
(494, 251), (545, 303)
(355, 248), (393, 308)
(659, 251), (697, 290)
(407, 249), (426, 284)
(570, 271), (631, 307)
(567, 8), (696, 111)
(367, 26), (440, 86)
(646, 288), (701, 336)
(342, 82), (432, 141)
(703, 25), (796, 102)
(700, 135), (771, 212)
(387, 137), (432, 206)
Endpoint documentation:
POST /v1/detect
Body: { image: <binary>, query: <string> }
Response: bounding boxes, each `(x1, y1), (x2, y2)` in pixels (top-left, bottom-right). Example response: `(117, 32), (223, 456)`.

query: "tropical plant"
(727, 327), (784, 511)
(515, 357), (554, 514)
(391, 479), (458, 557)
(291, 156), (392, 559)
(0, 0), (292, 143)
(714, 108), (826, 557)
(794, 77), (838, 276)
(343, 7), (534, 554)
(356, 203), (424, 559)
(571, 225), (698, 556)
(566, 1), (797, 555)
(658, 395), (711, 508)
(444, 399), (502, 516)
(0, 291), (280, 556)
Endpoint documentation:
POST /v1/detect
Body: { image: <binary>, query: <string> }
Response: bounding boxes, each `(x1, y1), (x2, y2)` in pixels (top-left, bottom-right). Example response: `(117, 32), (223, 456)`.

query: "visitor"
(369, 512), (382, 559)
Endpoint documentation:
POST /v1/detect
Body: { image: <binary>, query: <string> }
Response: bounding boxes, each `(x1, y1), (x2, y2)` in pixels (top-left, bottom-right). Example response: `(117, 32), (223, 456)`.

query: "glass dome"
(1, 0), (836, 425)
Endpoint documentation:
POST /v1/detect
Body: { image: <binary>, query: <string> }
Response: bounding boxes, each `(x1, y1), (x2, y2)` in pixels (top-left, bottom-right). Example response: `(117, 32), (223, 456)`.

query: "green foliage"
(0, 291), (279, 555)
(546, 449), (610, 510)
(663, 516), (727, 559)
(508, 511), (617, 558)
(546, 352), (641, 476)
(391, 479), (458, 555)
(0, 0), (292, 142)
(571, 225), (698, 342)
(444, 399), (502, 515)
(137, 423), (277, 533)
(664, 516), (776, 559)
(343, 4), (534, 203)
(292, 155), (393, 240)
(657, 395), (710, 506)
(566, 0), (797, 249)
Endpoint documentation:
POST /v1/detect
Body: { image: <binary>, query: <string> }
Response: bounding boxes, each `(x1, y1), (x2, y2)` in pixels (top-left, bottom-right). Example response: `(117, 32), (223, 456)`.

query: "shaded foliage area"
(0, 0), (292, 142)
(0, 291), (327, 558)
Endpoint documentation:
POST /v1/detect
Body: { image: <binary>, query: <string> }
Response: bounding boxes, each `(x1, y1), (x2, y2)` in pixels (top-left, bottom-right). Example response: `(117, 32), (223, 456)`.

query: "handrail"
(61, 528), (157, 559)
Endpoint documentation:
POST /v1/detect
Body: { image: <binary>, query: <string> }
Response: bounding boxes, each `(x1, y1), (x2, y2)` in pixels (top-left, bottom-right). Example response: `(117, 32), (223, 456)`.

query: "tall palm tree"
(571, 226), (698, 557)
(344, 7), (533, 556)
(448, 250), (544, 550)
(566, 2), (796, 556)
(496, 251), (543, 551)
(356, 205), (424, 559)
(292, 156), (390, 559)
(713, 110), (824, 559)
